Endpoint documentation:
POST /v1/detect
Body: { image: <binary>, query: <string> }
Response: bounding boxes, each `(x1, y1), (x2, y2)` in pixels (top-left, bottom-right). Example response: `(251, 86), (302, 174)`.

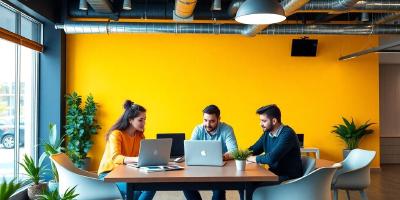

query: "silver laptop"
(137, 139), (172, 167)
(184, 140), (225, 166)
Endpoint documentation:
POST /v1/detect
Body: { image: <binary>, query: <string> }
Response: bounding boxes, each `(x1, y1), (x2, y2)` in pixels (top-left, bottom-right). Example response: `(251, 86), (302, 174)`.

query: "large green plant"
(0, 178), (21, 200)
(18, 154), (46, 185)
(37, 186), (79, 200)
(331, 117), (375, 150)
(65, 92), (101, 167)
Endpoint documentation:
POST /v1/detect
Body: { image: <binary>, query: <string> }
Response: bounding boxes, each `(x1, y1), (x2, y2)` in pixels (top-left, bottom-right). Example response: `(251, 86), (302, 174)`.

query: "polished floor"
(153, 164), (400, 200)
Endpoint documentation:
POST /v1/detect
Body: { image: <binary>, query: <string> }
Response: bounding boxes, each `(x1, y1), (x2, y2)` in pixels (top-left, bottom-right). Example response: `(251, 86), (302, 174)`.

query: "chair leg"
(333, 189), (338, 200)
(359, 190), (368, 200)
(346, 190), (351, 200)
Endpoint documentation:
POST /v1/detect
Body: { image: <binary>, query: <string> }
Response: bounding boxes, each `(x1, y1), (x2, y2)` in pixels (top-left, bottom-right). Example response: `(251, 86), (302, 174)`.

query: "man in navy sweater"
(247, 104), (303, 182)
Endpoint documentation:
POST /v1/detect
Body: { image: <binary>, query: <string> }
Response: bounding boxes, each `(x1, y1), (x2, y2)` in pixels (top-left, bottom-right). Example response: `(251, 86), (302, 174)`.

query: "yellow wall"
(66, 34), (380, 170)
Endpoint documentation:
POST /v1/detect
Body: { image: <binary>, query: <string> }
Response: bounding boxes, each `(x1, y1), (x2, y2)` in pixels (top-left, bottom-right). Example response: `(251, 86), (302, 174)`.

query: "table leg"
(244, 182), (255, 200)
(127, 183), (134, 200)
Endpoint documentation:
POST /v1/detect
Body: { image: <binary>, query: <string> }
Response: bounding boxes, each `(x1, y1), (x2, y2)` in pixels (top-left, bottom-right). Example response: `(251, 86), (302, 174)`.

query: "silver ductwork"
(55, 22), (400, 35)
(373, 13), (400, 24)
(300, 0), (400, 13)
(228, 0), (244, 17)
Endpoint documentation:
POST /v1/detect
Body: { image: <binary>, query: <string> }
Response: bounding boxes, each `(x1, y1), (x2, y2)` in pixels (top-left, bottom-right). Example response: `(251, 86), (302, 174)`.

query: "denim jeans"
(183, 190), (226, 200)
(98, 172), (156, 200)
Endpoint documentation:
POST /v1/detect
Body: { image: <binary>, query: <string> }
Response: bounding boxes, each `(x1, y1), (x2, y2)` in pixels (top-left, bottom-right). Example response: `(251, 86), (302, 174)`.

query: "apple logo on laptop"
(201, 150), (207, 157)
(153, 150), (158, 156)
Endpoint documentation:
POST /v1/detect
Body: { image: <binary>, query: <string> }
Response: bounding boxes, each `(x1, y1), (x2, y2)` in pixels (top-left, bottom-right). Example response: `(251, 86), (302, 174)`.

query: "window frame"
(0, 0), (41, 181)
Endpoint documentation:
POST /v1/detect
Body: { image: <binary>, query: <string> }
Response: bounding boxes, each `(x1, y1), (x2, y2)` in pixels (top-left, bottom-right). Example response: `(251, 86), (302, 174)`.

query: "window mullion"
(14, 11), (22, 180)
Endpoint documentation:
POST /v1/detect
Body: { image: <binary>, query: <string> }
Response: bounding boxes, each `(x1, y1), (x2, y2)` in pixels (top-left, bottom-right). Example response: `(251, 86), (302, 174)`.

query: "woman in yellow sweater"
(98, 100), (156, 200)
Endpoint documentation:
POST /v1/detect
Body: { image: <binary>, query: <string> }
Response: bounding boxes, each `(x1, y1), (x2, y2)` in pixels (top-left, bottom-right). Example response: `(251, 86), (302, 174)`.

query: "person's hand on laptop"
(223, 152), (233, 161)
(246, 156), (257, 163)
(123, 156), (139, 164)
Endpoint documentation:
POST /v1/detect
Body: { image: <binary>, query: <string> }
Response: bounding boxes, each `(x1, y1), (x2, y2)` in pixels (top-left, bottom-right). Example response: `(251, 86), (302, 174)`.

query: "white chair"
(332, 149), (376, 200)
(301, 156), (316, 176)
(253, 164), (341, 200)
(50, 153), (122, 200)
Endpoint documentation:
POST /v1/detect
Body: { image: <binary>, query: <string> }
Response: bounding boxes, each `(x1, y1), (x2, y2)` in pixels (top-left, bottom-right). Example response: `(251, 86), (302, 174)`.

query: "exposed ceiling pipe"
(79, 0), (88, 11)
(229, 0), (400, 16)
(174, 0), (197, 20)
(329, 0), (361, 13)
(227, 0), (244, 17)
(55, 22), (400, 35)
(86, 0), (113, 13)
(373, 13), (400, 24)
(300, 0), (400, 13)
(123, 0), (132, 11)
(339, 40), (400, 60)
(211, 0), (222, 11)
(310, 0), (361, 25)
(242, 0), (311, 37)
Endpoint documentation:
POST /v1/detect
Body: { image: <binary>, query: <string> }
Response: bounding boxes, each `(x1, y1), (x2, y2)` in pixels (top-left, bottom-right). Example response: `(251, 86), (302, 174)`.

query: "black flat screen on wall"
(291, 39), (318, 57)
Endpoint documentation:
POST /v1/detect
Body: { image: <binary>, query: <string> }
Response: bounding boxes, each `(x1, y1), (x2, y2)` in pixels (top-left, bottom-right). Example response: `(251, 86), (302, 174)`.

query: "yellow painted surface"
(66, 34), (380, 171)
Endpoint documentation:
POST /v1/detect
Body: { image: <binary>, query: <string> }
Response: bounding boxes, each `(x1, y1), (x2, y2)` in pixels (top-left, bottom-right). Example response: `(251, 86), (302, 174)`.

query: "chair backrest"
(50, 153), (122, 200)
(341, 149), (376, 171)
(253, 164), (340, 200)
(301, 156), (316, 176)
(333, 149), (376, 189)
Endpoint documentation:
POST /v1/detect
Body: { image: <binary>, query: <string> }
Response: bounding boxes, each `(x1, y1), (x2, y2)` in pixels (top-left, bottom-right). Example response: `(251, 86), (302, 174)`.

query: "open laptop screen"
(157, 133), (185, 157)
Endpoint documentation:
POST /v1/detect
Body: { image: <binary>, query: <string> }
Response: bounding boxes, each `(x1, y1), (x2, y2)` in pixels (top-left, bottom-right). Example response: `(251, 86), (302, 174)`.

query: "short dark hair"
(256, 104), (281, 123)
(203, 105), (220, 118)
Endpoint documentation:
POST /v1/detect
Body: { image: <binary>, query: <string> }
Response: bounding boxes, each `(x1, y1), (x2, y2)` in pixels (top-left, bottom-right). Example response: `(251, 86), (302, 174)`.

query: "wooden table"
(105, 161), (279, 200)
(104, 159), (336, 200)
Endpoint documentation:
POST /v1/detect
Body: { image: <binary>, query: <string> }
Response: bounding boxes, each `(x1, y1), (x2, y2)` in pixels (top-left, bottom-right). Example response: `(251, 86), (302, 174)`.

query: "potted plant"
(231, 149), (252, 171)
(65, 92), (101, 170)
(331, 117), (375, 158)
(42, 123), (64, 192)
(19, 154), (47, 200)
(37, 186), (79, 200)
(0, 178), (21, 200)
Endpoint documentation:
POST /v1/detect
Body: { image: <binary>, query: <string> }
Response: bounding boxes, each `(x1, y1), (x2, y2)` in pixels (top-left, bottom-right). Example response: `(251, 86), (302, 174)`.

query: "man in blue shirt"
(247, 104), (303, 182)
(183, 105), (238, 200)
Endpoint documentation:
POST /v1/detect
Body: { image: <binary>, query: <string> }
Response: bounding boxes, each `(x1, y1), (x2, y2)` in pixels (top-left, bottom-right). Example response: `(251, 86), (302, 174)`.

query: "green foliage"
(231, 149), (253, 160)
(331, 117), (375, 150)
(64, 92), (101, 168)
(0, 178), (21, 200)
(18, 154), (46, 185)
(41, 123), (65, 182)
(37, 186), (79, 200)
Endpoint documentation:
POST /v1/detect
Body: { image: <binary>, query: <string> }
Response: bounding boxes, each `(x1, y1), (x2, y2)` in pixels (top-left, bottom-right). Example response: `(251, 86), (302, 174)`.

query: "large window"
(0, 1), (41, 181)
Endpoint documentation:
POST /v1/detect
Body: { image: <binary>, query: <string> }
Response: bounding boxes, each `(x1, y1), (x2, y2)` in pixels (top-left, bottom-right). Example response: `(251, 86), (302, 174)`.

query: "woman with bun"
(98, 100), (156, 200)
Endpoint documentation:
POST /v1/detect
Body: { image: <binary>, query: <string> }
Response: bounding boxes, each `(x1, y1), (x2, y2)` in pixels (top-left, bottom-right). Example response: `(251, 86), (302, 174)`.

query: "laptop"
(297, 134), (304, 148)
(156, 133), (185, 158)
(184, 140), (225, 166)
(136, 138), (172, 167)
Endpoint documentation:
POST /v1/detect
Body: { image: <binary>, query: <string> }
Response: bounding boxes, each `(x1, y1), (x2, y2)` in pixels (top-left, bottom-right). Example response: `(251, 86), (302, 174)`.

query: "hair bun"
(123, 100), (134, 110)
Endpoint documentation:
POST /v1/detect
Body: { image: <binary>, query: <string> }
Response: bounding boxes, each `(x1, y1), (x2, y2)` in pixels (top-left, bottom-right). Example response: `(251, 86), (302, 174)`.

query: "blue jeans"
(183, 190), (225, 200)
(98, 172), (156, 200)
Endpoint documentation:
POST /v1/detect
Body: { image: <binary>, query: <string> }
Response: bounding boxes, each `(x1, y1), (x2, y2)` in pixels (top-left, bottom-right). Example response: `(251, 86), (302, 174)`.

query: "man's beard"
(263, 126), (273, 133)
(205, 126), (217, 132)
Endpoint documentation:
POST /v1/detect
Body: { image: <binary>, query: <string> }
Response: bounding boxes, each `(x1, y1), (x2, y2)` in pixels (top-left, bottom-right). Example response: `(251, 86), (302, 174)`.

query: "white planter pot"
(235, 160), (246, 171)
